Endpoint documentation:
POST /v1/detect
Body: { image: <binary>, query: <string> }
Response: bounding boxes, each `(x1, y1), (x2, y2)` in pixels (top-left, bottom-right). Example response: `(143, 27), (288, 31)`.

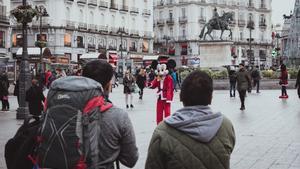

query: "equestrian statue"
(199, 8), (234, 41)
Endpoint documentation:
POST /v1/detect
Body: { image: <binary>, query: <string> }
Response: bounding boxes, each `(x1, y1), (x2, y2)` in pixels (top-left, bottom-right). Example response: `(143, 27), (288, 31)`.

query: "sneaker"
(284, 95), (289, 98)
(130, 104), (134, 108)
(279, 95), (284, 99)
(240, 106), (245, 110)
(126, 105), (129, 109)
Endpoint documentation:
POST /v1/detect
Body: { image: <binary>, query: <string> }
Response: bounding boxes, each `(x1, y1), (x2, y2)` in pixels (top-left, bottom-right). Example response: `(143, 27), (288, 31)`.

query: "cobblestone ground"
(0, 87), (300, 169)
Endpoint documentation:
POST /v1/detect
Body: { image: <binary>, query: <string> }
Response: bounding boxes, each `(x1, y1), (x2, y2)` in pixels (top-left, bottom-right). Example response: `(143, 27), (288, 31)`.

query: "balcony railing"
(110, 3), (118, 10)
(238, 20), (246, 27)
(143, 9), (151, 16)
(99, 25), (108, 32)
(157, 19), (165, 26)
(248, 2), (254, 8)
(179, 0), (188, 3)
(166, 0), (174, 5)
(0, 15), (9, 24)
(88, 24), (97, 31)
(110, 27), (119, 34)
(99, 1), (108, 8)
(77, 0), (87, 4)
(166, 18), (174, 25)
(66, 20), (76, 29)
(259, 22), (267, 29)
(88, 0), (97, 6)
(78, 22), (88, 30)
(178, 36), (187, 41)
(179, 16), (188, 24)
(130, 7), (139, 13)
(66, 0), (74, 4)
(120, 5), (129, 12)
(198, 17), (206, 24)
(130, 30), (139, 36)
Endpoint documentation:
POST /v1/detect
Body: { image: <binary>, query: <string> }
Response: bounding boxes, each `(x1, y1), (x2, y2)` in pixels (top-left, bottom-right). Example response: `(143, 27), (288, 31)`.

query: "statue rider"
(213, 7), (221, 29)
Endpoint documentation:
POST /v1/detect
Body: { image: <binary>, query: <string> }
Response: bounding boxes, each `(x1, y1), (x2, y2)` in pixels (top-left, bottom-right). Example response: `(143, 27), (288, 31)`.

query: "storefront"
(143, 55), (159, 67)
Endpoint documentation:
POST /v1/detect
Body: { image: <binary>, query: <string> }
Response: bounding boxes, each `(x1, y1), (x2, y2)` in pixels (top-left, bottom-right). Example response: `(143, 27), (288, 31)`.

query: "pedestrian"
(229, 66), (237, 97)
(236, 63), (251, 110)
(13, 79), (19, 107)
(35, 60), (139, 168)
(279, 64), (289, 98)
(148, 69), (155, 86)
(296, 69), (300, 98)
(145, 70), (236, 169)
(136, 69), (146, 100)
(45, 69), (52, 88)
(25, 79), (45, 120)
(0, 72), (10, 111)
(170, 69), (179, 92)
(123, 70), (135, 108)
(251, 65), (261, 93)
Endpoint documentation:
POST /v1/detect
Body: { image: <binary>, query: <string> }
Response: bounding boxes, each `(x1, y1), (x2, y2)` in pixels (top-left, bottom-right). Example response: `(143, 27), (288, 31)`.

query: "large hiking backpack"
(5, 117), (41, 169)
(36, 76), (112, 169)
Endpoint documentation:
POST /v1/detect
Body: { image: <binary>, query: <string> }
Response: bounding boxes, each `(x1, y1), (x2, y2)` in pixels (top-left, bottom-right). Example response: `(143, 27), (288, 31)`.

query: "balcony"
(65, 0), (74, 4)
(143, 9), (151, 16)
(157, 19), (165, 26)
(130, 30), (139, 37)
(179, 16), (188, 24)
(198, 17), (206, 24)
(110, 3), (118, 10)
(260, 4), (267, 9)
(110, 27), (119, 34)
(78, 22), (88, 30)
(166, 18), (174, 25)
(88, 0), (97, 6)
(99, 1), (108, 8)
(259, 22), (267, 29)
(88, 24), (97, 31)
(77, 0), (87, 5)
(130, 7), (139, 14)
(166, 0), (174, 5)
(144, 31), (152, 38)
(0, 15), (9, 25)
(98, 25), (108, 32)
(66, 20), (76, 29)
(238, 20), (246, 27)
(120, 5), (129, 12)
(178, 35), (187, 41)
(247, 2), (255, 9)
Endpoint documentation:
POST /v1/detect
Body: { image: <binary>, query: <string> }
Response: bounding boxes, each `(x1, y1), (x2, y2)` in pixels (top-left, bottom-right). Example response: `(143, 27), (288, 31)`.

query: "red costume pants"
(156, 99), (171, 124)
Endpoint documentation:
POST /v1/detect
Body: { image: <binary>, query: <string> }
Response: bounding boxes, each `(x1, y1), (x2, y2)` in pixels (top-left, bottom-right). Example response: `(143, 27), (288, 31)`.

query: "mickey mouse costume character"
(150, 60), (175, 124)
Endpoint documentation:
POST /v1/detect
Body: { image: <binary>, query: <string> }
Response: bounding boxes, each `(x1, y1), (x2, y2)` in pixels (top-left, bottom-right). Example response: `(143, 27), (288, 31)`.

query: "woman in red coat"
(279, 64), (288, 98)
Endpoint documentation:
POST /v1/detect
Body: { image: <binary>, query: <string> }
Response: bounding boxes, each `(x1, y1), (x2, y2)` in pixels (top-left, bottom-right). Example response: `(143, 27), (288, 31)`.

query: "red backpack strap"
(83, 96), (113, 114)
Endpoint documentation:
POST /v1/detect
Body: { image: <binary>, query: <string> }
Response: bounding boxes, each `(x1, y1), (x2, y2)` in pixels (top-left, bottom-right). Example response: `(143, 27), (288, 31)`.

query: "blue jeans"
(230, 82), (236, 97)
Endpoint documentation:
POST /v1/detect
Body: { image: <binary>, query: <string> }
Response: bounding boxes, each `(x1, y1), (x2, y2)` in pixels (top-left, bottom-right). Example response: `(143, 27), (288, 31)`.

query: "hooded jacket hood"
(165, 105), (223, 143)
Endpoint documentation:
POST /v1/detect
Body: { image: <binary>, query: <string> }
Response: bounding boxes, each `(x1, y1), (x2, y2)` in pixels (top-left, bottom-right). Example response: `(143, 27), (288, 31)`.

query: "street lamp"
(275, 33), (281, 65)
(163, 35), (170, 55)
(117, 27), (126, 76)
(35, 5), (49, 74)
(247, 18), (255, 66)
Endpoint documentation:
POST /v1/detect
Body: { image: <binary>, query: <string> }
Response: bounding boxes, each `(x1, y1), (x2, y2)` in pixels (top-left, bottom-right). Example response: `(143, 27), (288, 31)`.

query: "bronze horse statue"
(199, 12), (234, 41)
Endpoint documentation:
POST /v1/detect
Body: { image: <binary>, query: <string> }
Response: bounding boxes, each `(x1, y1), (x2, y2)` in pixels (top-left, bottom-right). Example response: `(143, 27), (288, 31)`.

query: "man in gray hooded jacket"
(145, 70), (235, 169)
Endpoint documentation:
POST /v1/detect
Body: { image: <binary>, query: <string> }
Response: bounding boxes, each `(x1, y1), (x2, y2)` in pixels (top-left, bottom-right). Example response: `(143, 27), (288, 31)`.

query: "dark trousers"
(253, 80), (260, 93)
(2, 99), (9, 110)
(230, 82), (236, 97)
(298, 87), (300, 98)
(238, 90), (246, 108)
(139, 88), (144, 99)
(281, 86), (287, 96)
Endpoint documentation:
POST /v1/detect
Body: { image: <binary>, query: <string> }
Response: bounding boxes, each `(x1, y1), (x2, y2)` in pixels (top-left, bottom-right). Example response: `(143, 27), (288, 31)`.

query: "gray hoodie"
(165, 105), (223, 143)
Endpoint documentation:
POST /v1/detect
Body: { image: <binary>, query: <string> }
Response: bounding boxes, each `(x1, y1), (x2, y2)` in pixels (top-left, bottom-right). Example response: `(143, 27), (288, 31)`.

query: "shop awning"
(143, 55), (159, 60)
(16, 47), (46, 56)
(80, 53), (101, 59)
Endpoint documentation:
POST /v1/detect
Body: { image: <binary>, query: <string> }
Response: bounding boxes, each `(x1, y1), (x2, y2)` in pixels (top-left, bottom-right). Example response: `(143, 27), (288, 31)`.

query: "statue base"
(199, 41), (233, 67)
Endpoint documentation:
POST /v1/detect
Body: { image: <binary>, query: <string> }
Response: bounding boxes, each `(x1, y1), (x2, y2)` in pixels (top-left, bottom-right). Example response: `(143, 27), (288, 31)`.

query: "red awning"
(109, 54), (118, 63)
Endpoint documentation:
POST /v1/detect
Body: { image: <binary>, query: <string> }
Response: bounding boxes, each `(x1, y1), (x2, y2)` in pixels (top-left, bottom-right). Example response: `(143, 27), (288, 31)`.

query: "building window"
(159, 11), (163, 19)
(64, 33), (71, 47)
(240, 31), (243, 41)
(77, 36), (84, 48)
(181, 8), (186, 17)
(170, 27), (173, 37)
(13, 34), (23, 47)
(200, 7), (204, 18)
(0, 31), (5, 48)
(169, 10), (173, 19)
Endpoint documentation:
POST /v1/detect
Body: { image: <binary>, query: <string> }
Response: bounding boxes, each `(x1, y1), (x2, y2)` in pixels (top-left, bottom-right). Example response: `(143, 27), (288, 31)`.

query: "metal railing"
(66, 20), (76, 28)
(238, 20), (246, 27)
(120, 5), (129, 11)
(110, 3), (118, 10)
(88, 24), (97, 31)
(99, 1), (108, 8)
(143, 9), (151, 15)
(78, 22), (88, 30)
(157, 19), (165, 26)
(166, 18), (174, 25)
(77, 0), (87, 4)
(198, 17), (206, 23)
(130, 7), (139, 13)
(88, 0), (97, 6)
(99, 25), (108, 32)
(179, 16), (188, 23)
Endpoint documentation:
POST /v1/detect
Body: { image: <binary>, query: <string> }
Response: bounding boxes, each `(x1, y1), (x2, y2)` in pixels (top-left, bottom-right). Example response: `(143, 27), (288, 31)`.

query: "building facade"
(0, 0), (10, 59)
(153, 0), (273, 68)
(285, 0), (300, 66)
(10, 0), (154, 66)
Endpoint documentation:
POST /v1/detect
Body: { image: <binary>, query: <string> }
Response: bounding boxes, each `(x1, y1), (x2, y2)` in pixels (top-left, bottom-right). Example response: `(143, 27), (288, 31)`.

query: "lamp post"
(15, 0), (32, 119)
(163, 35), (170, 55)
(35, 5), (49, 74)
(117, 27), (126, 75)
(247, 18), (255, 66)
(275, 33), (281, 65)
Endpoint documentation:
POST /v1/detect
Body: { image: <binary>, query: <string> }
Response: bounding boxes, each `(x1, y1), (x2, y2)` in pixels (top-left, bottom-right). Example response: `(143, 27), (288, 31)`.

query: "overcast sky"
(272, 0), (295, 25)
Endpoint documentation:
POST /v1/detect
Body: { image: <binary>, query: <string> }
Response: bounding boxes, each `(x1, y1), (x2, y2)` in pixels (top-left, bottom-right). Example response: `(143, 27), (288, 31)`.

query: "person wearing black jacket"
(229, 67), (237, 97)
(296, 69), (300, 98)
(0, 72), (10, 111)
(26, 79), (45, 119)
(136, 69), (146, 100)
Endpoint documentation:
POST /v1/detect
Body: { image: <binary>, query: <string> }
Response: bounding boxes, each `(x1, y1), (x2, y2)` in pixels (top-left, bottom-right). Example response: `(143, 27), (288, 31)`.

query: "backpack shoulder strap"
(83, 96), (113, 114)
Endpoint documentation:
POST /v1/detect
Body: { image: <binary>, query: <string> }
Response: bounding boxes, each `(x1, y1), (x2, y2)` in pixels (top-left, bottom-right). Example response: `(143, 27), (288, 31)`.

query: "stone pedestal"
(199, 41), (233, 67)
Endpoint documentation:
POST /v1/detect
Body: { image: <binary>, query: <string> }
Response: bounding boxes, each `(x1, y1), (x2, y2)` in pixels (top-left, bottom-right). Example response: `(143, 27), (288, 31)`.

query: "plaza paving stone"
(0, 87), (299, 169)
